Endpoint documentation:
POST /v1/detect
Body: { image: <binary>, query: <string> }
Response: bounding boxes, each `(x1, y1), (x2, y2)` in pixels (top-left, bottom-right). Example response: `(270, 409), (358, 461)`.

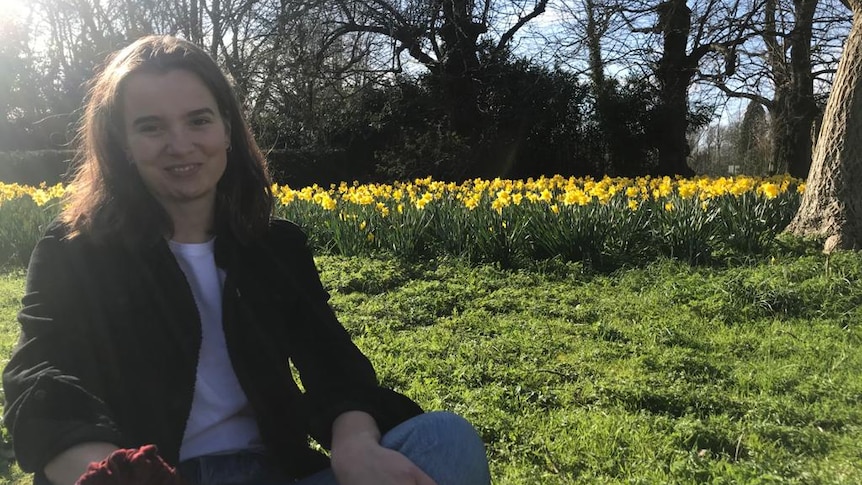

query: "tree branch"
(496, 0), (549, 51)
(324, 23), (437, 66)
(711, 82), (773, 110)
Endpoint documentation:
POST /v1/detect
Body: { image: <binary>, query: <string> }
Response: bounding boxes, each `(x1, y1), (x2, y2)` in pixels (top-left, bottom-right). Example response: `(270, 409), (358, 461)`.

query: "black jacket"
(2, 220), (422, 483)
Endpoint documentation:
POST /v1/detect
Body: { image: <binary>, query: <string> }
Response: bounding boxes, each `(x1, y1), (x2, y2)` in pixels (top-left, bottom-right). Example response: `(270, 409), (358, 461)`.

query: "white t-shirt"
(168, 239), (263, 460)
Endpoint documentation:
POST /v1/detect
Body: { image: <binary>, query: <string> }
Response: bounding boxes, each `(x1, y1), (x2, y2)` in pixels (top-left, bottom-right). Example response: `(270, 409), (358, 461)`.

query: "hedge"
(0, 149), (370, 188)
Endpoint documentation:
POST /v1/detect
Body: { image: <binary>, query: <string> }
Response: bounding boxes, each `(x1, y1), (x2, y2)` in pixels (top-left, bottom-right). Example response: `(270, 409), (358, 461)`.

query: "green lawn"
(1, 251), (861, 484)
(0, 270), (29, 485)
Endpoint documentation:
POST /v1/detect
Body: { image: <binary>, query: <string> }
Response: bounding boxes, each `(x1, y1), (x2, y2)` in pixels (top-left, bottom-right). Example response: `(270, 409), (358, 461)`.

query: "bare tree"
(582, 0), (759, 176)
(653, 0), (762, 175)
(706, 0), (850, 177)
(322, 0), (549, 139)
(553, 0), (848, 177)
(204, 0), (388, 148)
(13, 0), (366, 151)
(569, 0), (617, 167)
(787, 0), (861, 251)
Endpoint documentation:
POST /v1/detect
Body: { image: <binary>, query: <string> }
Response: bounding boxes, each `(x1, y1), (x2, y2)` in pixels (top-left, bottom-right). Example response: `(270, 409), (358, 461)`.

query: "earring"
(227, 145), (232, 153)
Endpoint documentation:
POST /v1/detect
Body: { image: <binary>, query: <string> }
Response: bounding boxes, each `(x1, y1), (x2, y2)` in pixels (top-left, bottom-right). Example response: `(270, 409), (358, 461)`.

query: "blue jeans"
(177, 411), (491, 485)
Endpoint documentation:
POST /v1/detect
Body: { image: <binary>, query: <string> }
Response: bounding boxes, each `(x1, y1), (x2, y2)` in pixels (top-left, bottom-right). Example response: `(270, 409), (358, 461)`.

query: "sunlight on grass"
(0, 251), (860, 483)
(318, 253), (862, 483)
(0, 271), (26, 484)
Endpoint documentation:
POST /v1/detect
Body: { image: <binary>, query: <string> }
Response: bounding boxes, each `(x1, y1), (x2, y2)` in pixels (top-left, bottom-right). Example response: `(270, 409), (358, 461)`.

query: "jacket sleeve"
(269, 220), (422, 448)
(2, 229), (124, 474)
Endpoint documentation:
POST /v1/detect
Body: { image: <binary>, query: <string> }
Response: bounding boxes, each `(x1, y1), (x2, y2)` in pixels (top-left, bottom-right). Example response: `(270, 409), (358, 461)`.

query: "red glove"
(75, 445), (186, 485)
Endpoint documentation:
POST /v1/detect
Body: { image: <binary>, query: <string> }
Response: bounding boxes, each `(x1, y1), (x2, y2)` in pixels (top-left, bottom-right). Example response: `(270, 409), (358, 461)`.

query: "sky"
(0, 0), (28, 22)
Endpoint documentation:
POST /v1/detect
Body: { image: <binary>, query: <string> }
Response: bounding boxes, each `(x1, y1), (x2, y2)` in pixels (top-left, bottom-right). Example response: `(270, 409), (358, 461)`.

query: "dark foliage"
(319, 54), (674, 182)
(4, 47), (714, 185)
(0, 150), (75, 185)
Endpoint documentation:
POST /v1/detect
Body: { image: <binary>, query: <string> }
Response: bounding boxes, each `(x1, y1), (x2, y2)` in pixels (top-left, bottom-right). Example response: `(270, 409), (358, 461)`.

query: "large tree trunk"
(439, 0), (484, 139)
(786, 3), (862, 251)
(655, 0), (695, 177)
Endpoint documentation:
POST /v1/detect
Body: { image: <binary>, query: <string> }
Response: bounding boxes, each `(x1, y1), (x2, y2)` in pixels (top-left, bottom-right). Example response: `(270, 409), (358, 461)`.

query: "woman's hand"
(331, 435), (437, 485)
(44, 442), (119, 485)
(330, 411), (437, 485)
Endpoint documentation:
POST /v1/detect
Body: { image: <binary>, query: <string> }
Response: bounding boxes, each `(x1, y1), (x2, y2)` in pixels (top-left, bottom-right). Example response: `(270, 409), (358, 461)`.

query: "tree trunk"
(787, 0), (818, 177)
(786, 3), (862, 251)
(209, 0), (222, 60)
(586, 0), (613, 174)
(439, 0), (484, 139)
(769, 0), (819, 177)
(655, 86), (694, 176)
(770, 86), (817, 176)
(655, 0), (695, 177)
(585, 0), (605, 91)
(190, 0), (203, 45)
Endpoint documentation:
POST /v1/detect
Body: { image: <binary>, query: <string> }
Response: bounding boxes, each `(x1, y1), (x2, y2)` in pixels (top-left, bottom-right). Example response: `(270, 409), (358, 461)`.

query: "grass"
(0, 270), (29, 485)
(0, 251), (860, 483)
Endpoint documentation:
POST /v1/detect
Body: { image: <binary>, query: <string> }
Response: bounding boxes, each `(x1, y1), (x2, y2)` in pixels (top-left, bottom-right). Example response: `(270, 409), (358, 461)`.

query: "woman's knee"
(382, 411), (490, 485)
(419, 411), (484, 447)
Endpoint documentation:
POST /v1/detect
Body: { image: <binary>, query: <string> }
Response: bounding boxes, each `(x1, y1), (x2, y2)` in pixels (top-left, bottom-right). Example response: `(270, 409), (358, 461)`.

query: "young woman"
(2, 36), (490, 485)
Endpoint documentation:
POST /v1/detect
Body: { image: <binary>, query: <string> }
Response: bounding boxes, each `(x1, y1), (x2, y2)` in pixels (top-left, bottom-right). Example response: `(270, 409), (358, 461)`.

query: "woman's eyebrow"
(186, 107), (216, 118)
(131, 108), (216, 127)
(131, 115), (160, 127)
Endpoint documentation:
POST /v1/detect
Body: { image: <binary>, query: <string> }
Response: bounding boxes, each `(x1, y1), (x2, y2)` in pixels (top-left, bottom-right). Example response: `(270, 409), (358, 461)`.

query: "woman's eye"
(137, 124), (161, 134)
(191, 118), (212, 126)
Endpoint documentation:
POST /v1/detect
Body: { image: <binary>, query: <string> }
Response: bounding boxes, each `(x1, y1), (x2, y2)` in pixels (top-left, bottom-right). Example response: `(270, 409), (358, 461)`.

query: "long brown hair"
(62, 35), (273, 245)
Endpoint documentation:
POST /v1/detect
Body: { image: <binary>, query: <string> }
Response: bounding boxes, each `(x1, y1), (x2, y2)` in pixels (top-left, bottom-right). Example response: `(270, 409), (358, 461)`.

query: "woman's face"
(122, 69), (230, 217)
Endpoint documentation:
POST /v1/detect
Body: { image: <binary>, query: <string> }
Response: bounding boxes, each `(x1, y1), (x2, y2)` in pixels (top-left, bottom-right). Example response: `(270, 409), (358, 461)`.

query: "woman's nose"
(165, 127), (194, 155)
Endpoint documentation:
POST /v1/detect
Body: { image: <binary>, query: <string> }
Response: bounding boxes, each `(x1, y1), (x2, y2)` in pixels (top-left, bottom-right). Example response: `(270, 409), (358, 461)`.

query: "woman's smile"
(165, 163), (203, 175)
